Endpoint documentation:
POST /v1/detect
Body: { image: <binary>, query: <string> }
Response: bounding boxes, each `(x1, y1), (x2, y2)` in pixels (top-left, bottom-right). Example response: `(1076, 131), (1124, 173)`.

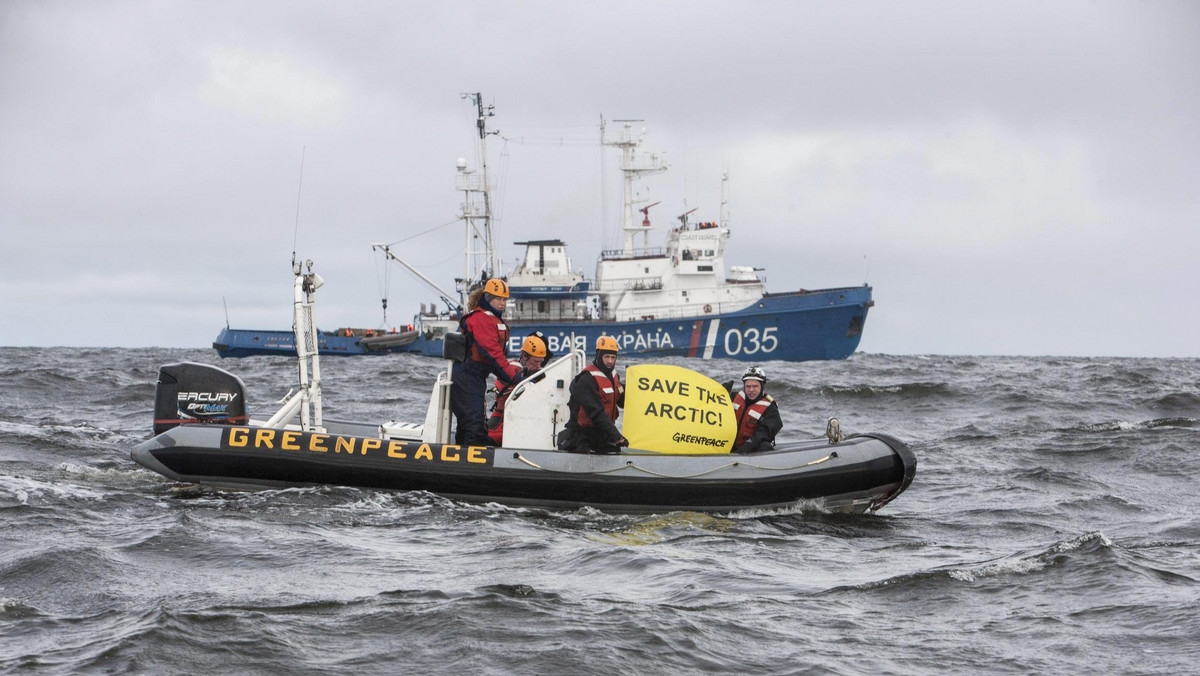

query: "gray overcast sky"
(2, 0), (1198, 357)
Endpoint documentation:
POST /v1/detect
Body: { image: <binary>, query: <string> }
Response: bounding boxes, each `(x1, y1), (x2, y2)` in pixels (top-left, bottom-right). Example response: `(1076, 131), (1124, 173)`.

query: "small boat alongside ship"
(214, 95), (873, 362)
(214, 325), (419, 357)
(143, 263), (914, 514)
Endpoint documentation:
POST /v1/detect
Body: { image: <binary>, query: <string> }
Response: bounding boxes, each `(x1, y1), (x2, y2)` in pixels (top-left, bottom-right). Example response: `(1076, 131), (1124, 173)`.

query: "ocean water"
(1, 347), (1198, 674)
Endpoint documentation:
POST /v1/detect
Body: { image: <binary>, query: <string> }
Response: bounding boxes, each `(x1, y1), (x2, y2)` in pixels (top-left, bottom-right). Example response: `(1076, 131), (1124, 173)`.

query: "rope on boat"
(511, 452), (837, 478)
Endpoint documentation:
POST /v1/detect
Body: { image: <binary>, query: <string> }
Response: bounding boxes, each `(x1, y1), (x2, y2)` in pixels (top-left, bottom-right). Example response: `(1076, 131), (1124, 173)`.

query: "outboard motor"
(153, 362), (248, 434)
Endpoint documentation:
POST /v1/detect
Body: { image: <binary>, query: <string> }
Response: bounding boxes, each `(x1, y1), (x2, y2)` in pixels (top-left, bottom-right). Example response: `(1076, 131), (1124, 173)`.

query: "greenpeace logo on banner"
(671, 433), (726, 447)
(623, 364), (736, 455)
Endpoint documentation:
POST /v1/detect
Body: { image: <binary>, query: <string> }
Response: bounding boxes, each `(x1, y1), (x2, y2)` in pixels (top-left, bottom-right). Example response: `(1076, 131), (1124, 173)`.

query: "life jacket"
(487, 365), (542, 445)
(733, 391), (774, 448)
(460, 308), (511, 367)
(574, 364), (622, 428)
(486, 381), (516, 445)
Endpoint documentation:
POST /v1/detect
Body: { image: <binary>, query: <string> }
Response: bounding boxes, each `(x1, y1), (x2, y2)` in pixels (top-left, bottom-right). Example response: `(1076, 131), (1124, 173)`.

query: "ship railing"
(726, 274), (767, 285)
(608, 300), (752, 322)
(506, 307), (591, 323)
(454, 172), (493, 192)
(599, 248), (669, 260)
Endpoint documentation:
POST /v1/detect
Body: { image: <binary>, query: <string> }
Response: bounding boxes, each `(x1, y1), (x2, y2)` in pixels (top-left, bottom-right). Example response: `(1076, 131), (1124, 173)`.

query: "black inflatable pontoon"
(132, 422), (916, 513)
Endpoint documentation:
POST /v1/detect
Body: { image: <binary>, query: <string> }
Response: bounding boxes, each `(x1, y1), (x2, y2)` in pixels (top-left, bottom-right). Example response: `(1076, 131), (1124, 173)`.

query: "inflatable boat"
(132, 262), (916, 514)
(133, 421), (914, 513)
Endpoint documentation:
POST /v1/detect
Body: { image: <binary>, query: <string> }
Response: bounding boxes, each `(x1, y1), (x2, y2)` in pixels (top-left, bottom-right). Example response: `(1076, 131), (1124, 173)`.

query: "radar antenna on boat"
(262, 258), (325, 432)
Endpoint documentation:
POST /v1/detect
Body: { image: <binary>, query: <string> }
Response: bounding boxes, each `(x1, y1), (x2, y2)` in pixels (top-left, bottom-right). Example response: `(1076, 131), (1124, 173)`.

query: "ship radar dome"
(456, 157), (468, 171)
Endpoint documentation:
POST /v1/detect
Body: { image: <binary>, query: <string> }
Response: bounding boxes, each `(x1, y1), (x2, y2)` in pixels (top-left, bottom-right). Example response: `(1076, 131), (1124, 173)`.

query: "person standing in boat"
(729, 366), (783, 454)
(558, 336), (628, 454)
(486, 333), (551, 446)
(451, 279), (522, 446)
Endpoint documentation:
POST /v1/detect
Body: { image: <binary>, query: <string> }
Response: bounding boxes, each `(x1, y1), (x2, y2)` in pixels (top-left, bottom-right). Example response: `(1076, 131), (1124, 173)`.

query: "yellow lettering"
(308, 434), (329, 453)
(335, 436), (356, 454)
(415, 444), (434, 460)
(361, 438), (382, 455)
(254, 429), (275, 448)
(440, 444), (461, 462)
(281, 431), (301, 451)
(386, 440), (408, 458)
(229, 427), (249, 447)
(467, 446), (488, 464)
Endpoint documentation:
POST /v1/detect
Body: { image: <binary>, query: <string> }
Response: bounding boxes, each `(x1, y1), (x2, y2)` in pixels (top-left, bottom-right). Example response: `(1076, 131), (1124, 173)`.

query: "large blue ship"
(214, 98), (873, 362)
(213, 285), (870, 361)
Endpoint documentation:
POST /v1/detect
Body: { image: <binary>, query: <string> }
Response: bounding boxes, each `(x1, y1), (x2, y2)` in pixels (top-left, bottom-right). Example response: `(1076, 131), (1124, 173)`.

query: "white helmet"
(742, 366), (767, 383)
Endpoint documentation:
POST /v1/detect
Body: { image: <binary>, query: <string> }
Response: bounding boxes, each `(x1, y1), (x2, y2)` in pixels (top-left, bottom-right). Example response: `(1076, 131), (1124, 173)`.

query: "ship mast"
(719, 169), (731, 229)
(601, 119), (668, 254)
(459, 92), (499, 293)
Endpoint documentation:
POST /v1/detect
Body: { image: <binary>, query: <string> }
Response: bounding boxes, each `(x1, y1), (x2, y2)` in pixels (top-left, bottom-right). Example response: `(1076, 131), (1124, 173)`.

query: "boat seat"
(502, 349), (586, 450)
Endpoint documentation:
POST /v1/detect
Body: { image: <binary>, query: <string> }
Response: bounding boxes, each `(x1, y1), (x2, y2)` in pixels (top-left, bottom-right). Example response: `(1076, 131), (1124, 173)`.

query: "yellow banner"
(623, 364), (736, 454)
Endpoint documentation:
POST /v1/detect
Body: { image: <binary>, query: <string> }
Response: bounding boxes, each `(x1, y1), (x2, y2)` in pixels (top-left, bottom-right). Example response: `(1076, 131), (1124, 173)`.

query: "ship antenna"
(222, 296), (230, 328)
(291, 146), (306, 270)
(461, 93), (499, 280)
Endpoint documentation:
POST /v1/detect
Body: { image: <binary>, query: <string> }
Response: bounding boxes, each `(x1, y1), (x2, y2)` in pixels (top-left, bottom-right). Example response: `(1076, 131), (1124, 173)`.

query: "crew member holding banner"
(730, 366), (783, 454)
(486, 333), (551, 446)
(558, 336), (627, 454)
(623, 364), (738, 454)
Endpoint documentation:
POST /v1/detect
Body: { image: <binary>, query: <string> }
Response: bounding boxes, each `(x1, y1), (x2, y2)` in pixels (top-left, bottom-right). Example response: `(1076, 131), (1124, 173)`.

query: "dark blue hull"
(213, 286), (872, 362)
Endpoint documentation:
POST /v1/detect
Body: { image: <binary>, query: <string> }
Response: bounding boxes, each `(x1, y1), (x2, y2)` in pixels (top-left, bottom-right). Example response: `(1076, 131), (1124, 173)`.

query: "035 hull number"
(723, 326), (778, 356)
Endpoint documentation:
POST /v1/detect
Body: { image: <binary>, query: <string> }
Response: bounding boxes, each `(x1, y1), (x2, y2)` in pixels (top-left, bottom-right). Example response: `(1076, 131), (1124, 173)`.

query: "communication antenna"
(602, 119), (668, 253)
(222, 296), (230, 328)
(719, 168), (731, 228)
(291, 146), (307, 270)
(461, 92), (499, 279)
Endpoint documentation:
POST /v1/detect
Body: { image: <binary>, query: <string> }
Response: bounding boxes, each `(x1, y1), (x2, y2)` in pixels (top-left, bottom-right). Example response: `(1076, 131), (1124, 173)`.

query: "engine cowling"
(153, 362), (248, 434)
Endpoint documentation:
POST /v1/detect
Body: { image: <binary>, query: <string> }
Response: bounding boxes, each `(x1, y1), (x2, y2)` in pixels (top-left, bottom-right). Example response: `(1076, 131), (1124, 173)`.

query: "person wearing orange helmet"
(558, 335), (628, 454)
(451, 278), (523, 445)
(486, 332), (552, 446)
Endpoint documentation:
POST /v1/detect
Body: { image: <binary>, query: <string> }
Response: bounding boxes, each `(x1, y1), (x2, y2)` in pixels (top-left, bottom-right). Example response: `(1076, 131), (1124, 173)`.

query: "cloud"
(1, 0), (1197, 356)
(198, 47), (347, 128)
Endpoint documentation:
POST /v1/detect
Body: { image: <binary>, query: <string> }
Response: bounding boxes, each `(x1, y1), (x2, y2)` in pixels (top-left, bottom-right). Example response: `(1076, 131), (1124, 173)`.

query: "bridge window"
(537, 300), (548, 314)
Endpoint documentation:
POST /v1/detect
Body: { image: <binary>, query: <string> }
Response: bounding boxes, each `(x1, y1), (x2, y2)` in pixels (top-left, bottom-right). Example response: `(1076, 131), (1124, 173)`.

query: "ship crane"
(677, 207), (698, 230)
(640, 201), (661, 227)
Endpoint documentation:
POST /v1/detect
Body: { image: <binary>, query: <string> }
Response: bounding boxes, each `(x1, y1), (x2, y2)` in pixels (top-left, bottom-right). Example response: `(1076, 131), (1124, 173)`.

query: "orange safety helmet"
(484, 278), (510, 298)
(596, 336), (619, 353)
(521, 335), (548, 358)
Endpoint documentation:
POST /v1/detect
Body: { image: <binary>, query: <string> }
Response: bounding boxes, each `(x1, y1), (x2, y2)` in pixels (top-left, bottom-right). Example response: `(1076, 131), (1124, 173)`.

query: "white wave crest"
(949, 532), (1113, 582)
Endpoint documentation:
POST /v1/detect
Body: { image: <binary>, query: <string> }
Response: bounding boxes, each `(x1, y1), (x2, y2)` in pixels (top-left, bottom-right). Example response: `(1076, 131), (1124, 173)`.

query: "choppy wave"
(2, 348), (1199, 673)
